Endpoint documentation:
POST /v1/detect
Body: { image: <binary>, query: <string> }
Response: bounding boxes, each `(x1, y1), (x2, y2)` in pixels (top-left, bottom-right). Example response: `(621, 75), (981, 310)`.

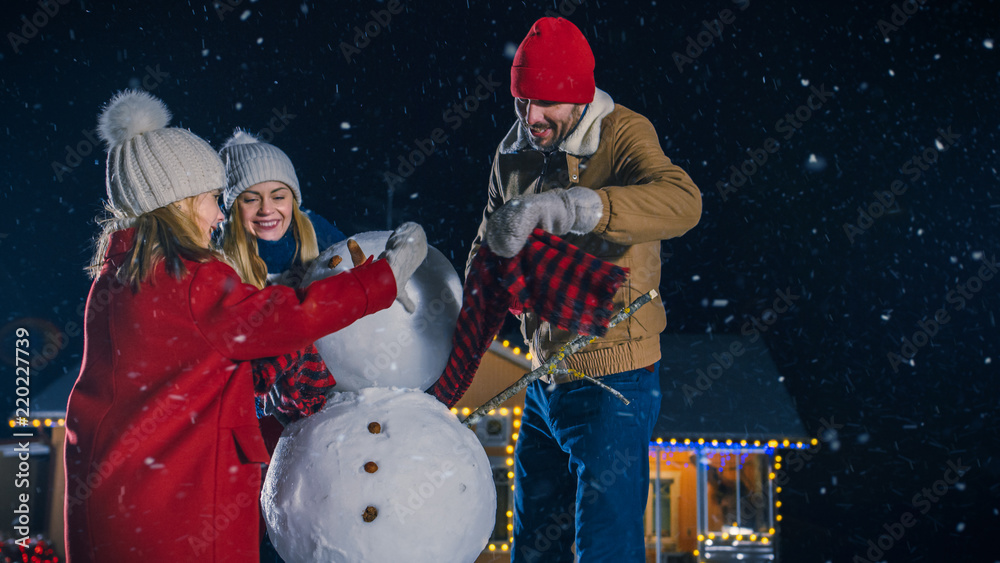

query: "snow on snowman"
(261, 232), (496, 563)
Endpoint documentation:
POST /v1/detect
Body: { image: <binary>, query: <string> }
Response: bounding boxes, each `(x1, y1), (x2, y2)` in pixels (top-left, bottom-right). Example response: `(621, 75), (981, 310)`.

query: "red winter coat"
(64, 228), (396, 562)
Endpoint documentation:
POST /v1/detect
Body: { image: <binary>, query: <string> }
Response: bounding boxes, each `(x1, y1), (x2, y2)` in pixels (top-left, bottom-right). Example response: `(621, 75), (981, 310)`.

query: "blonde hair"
(88, 197), (222, 290)
(220, 197), (319, 289)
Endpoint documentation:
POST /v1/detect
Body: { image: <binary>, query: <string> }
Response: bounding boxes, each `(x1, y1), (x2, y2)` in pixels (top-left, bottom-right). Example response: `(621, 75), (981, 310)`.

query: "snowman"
(260, 232), (497, 563)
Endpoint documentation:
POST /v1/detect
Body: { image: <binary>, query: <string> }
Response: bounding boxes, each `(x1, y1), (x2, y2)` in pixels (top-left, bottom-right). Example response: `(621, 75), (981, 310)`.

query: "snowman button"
(364, 461), (379, 473)
(368, 422), (382, 434)
(362, 506), (378, 522)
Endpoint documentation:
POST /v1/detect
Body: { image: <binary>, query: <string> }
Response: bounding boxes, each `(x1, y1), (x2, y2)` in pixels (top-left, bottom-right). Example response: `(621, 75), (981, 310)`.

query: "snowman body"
(261, 233), (496, 563)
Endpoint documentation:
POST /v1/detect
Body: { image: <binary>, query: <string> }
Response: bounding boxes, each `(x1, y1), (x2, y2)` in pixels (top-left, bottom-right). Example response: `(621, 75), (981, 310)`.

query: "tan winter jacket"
(468, 88), (702, 378)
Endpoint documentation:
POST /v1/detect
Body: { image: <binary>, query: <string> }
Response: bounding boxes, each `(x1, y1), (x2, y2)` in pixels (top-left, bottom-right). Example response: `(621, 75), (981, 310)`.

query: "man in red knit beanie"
(467, 17), (703, 562)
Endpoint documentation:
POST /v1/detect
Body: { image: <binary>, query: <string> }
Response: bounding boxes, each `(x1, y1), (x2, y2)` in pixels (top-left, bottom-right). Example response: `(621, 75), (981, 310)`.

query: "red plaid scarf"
(253, 343), (334, 422)
(430, 229), (628, 408)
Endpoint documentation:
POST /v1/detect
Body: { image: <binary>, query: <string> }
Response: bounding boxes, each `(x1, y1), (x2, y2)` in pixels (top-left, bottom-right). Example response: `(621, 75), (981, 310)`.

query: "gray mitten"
(381, 222), (428, 312)
(486, 187), (603, 258)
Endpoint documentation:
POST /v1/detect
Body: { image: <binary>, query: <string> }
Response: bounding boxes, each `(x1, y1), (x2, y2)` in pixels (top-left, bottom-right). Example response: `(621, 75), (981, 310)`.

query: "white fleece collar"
(500, 88), (615, 157)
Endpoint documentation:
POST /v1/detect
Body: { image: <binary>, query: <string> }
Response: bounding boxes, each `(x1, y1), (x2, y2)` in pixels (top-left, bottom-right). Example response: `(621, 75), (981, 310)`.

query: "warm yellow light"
(510, 485), (515, 491)
(740, 440), (747, 446)
(769, 527), (775, 535)
(762, 537), (770, 544)
(697, 438), (705, 445)
(796, 441), (803, 448)
(32, 419), (41, 427)
(506, 458), (514, 466)
(450, 408), (458, 414)
(514, 407), (522, 415)
(507, 524), (513, 531)
(708, 533), (715, 539)
(683, 439), (691, 445)
(776, 514), (783, 522)
(721, 533), (730, 540)
(489, 409), (496, 415)
(513, 347), (521, 355)
(775, 455), (782, 462)
(750, 534), (757, 541)
(753, 440), (760, 447)
(774, 463), (782, 469)
(782, 439), (790, 447)
(513, 420), (521, 430)
(776, 487), (782, 493)
(656, 438), (663, 444)
(489, 544), (496, 551)
(810, 438), (819, 446)
(500, 408), (509, 416)
(506, 445), (514, 454)
(501, 544), (509, 551)
(502, 340), (510, 347)
(506, 510), (513, 518)
(736, 534), (743, 541)
(769, 440), (778, 448)
(507, 471), (514, 479)
(44, 418), (52, 427)
(512, 433), (518, 441)
(697, 534), (705, 541)
(726, 439), (732, 445)
(711, 440), (718, 446)
(461, 407), (471, 415)
(670, 439), (677, 445)
(693, 549), (700, 556)
(769, 472), (776, 480)
(7, 420), (13, 428)
(775, 501), (782, 508)
(525, 353), (532, 360)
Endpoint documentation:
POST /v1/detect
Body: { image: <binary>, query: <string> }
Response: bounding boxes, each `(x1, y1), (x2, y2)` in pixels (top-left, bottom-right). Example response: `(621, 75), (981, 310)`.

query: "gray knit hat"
(98, 90), (225, 217)
(219, 129), (301, 211)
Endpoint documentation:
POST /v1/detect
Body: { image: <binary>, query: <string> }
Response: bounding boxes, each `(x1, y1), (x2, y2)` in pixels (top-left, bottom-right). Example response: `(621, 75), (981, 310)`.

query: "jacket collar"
(499, 87), (615, 157)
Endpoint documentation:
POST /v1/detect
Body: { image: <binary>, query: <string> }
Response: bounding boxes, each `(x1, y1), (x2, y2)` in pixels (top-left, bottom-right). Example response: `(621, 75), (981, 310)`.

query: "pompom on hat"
(510, 17), (595, 104)
(219, 129), (301, 211)
(98, 90), (225, 217)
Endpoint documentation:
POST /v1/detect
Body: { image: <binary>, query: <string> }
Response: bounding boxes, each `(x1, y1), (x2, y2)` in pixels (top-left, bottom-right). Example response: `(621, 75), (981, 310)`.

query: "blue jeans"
(512, 363), (661, 563)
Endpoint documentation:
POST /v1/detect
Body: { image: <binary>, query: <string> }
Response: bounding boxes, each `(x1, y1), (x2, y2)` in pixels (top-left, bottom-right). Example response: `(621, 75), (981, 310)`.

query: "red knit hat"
(511, 17), (595, 104)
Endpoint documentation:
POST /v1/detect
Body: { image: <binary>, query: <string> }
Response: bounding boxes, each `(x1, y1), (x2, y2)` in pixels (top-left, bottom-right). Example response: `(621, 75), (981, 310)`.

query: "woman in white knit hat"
(218, 130), (344, 289)
(64, 90), (427, 562)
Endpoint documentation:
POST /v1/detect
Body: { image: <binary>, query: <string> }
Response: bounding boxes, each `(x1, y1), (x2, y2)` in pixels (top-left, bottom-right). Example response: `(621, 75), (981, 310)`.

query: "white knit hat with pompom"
(218, 128), (301, 211)
(98, 90), (225, 217)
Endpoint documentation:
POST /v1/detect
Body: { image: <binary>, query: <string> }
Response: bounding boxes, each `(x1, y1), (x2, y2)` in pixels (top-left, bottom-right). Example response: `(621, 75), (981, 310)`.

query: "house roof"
(654, 333), (808, 443)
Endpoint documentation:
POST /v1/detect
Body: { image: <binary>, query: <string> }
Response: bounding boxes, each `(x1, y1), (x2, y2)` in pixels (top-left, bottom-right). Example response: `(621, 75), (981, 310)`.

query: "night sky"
(2, 0), (999, 560)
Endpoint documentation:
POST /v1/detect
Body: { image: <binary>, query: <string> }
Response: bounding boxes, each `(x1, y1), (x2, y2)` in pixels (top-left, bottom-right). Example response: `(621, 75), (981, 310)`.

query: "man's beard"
(523, 106), (584, 152)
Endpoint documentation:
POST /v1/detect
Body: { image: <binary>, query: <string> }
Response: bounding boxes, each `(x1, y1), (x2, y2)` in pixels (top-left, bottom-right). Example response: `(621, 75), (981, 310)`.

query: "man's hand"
(486, 187), (603, 258)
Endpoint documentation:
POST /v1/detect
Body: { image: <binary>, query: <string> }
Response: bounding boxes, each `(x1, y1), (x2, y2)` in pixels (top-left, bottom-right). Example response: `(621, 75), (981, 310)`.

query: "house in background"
(459, 333), (812, 563)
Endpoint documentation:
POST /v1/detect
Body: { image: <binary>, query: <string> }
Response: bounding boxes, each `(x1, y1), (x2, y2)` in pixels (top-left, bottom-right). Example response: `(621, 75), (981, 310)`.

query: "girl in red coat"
(63, 90), (427, 562)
